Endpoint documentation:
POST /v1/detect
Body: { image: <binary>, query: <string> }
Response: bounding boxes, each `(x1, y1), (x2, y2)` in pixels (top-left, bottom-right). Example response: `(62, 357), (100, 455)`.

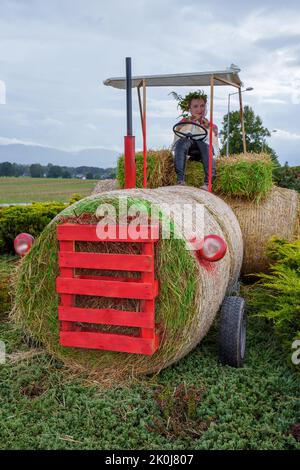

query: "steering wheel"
(173, 121), (208, 142)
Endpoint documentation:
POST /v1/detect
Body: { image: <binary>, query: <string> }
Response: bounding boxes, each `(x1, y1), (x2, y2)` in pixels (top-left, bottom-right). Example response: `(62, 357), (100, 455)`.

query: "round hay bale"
(91, 179), (118, 195)
(12, 187), (243, 383)
(222, 186), (300, 274)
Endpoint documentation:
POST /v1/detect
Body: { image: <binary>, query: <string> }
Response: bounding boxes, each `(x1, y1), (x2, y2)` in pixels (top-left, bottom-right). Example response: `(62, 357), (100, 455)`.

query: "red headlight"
(198, 235), (227, 262)
(14, 233), (34, 257)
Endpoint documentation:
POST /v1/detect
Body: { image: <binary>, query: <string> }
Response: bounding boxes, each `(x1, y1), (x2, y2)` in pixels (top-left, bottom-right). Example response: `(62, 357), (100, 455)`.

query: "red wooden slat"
(58, 240), (80, 332)
(77, 274), (139, 282)
(58, 306), (154, 328)
(140, 240), (156, 339)
(74, 276), (159, 295)
(56, 276), (158, 299)
(60, 331), (159, 355)
(59, 252), (152, 271)
(57, 223), (159, 242)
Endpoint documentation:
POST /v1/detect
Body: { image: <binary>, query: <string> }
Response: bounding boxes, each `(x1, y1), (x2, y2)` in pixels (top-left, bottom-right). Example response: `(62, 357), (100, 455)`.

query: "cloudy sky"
(0, 0), (299, 165)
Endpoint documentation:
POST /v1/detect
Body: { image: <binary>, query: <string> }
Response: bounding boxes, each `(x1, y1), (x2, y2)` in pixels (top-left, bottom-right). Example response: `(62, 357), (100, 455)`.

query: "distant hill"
(0, 144), (119, 168)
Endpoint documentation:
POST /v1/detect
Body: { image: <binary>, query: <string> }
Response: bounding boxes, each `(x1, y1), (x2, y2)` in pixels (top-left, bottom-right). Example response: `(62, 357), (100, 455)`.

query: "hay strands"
(56, 222), (160, 355)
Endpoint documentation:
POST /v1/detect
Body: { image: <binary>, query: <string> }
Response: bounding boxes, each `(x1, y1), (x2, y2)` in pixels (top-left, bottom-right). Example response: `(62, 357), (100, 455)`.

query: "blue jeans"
(173, 138), (215, 184)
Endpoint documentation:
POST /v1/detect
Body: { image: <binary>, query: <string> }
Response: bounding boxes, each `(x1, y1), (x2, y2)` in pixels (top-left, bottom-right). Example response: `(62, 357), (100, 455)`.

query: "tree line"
(0, 162), (116, 179)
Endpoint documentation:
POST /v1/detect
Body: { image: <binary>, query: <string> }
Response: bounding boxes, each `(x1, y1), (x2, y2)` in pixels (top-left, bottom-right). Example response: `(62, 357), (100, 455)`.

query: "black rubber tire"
(219, 296), (246, 368)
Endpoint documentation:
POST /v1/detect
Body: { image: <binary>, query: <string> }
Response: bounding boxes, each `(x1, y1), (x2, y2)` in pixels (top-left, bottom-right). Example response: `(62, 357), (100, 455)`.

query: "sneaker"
(200, 183), (208, 191)
(176, 181), (186, 186)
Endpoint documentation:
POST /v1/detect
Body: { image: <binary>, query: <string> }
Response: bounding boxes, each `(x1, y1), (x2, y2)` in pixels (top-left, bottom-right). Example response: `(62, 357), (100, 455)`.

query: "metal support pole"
(124, 57), (136, 188)
(137, 80), (148, 188)
(238, 86), (247, 153)
(142, 79), (147, 188)
(226, 94), (231, 157)
(126, 57), (132, 136)
(208, 75), (214, 193)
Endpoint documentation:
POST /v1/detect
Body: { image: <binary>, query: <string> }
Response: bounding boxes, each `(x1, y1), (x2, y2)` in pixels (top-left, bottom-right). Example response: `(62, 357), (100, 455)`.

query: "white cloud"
(0, 136), (49, 146)
(0, 80), (6, 104)
(273, 129), (300, 141)
(241, 7), (300, 41)
(259, 98), (288, 105)
(42, 117), (64, 127)
(85, 123), (97, 131)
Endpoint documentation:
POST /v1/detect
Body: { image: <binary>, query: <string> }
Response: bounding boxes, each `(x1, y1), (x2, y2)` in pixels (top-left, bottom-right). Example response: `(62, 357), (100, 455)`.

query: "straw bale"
(222, 186), (300, 274)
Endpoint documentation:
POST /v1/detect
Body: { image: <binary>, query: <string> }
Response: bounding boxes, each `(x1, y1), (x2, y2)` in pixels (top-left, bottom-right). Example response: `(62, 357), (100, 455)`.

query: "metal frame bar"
(142, 80), (147, 188)
(207, 76), (246, 191)
(137, 79), (147, 188)
(123, 60), (246, 192)
(213, 76), (247, 155)
(126, 58), (133, 136)
(213, 75), (240, 89)
(238, 87), (247, 153)
(208, 75), (214, 192)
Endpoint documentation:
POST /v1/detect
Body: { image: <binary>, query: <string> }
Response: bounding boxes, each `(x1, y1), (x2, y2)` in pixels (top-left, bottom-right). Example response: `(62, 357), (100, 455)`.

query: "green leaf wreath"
(169, 89), (208, 118)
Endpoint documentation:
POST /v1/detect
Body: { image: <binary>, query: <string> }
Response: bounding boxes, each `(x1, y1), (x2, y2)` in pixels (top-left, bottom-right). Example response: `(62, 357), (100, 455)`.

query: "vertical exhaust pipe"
(124, 57), (136, 188)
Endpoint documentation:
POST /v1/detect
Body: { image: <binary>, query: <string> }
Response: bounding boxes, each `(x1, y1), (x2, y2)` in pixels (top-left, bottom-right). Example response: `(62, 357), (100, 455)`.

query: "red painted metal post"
(142, 80), (147, 188)
(208, 128), (213, 193)
(124, 135), (136, 188)
(142, 115), (147, 188)
(124, 57), (136, 189)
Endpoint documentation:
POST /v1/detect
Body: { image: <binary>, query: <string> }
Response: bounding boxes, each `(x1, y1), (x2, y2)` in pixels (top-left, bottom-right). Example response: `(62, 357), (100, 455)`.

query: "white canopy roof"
(104, 65), (243, 89)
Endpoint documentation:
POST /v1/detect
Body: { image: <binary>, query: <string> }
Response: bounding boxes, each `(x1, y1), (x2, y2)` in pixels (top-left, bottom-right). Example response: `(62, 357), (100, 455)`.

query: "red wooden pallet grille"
(56, 223), (160, 355)
(57, 223), (159, 242)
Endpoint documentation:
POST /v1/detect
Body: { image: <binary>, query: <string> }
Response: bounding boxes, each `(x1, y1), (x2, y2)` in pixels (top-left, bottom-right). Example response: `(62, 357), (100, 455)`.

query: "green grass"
(0, 310), (299, 449)
(0, 255), (17, 320)
(0, 177), (98, 204)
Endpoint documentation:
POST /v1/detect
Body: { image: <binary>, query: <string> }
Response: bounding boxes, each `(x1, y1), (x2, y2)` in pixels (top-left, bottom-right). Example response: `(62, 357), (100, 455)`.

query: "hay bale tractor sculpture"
(14, 59), (298, 382)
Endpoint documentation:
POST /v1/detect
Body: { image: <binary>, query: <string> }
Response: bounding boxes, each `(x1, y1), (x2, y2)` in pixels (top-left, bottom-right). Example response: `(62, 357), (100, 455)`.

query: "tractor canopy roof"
(103, 64), (243, 89)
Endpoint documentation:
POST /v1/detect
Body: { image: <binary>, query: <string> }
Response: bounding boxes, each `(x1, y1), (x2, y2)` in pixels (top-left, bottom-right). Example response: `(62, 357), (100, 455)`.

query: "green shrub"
(0, 255), (17, 320)
(273, 163), (300, 193)
(0, 202), (66, 254)
(69, 193), (84, 204)
(247, 237), (300, 363)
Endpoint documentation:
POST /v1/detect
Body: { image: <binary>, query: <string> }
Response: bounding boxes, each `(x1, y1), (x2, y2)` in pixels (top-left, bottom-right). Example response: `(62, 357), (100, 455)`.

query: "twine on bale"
(11, 187), (242, 385)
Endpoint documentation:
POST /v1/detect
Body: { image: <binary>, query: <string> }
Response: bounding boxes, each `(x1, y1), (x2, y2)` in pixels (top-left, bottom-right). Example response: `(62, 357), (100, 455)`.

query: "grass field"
(0, 255), (299, 450)
(0, 177), (98, 203)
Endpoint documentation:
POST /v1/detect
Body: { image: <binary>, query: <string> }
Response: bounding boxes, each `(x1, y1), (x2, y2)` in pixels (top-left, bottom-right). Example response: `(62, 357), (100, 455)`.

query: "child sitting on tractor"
(171, 90), (219, 190)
